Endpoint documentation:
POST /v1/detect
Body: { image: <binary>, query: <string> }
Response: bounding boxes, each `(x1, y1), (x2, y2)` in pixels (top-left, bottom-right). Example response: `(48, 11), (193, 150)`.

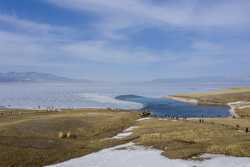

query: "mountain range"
(147, 76), (250, 84)
(0, 72), (76, 82)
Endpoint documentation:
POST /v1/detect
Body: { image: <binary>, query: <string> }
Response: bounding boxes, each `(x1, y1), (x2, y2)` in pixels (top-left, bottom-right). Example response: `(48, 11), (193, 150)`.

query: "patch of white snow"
(112, 126), (138, 139)
(137, 117), (151, 122)
(47, 143), (250, 167)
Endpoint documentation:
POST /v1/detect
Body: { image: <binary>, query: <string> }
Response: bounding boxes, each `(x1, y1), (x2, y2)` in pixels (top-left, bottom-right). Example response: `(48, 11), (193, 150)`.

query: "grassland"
(169, 87), (250, 105)
(0, 109), (138, 167)
(8, 108), (249, 164)
(129, 87), (250, 159)
(133, 117), (250, 159)
(2, 87), (250, 166)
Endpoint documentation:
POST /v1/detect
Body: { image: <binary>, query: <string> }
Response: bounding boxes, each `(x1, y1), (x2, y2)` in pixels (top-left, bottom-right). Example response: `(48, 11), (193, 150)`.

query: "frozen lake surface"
(0, 81), (248, 111)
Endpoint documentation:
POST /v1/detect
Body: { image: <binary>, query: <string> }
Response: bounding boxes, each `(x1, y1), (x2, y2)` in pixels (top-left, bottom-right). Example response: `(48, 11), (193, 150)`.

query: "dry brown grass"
(0, 109), (139, 167)
(176, 87), (250, 97)
(169, 87), (250, 118)
(236, 108), (250, 118)
(171, 87), (250, 105)
(133, 118), (250, 159)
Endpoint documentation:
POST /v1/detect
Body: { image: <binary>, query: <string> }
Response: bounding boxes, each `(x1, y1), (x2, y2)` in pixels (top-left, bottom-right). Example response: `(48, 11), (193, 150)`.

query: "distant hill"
(0, 72), (79, 82)
(147, 76), (250, 84)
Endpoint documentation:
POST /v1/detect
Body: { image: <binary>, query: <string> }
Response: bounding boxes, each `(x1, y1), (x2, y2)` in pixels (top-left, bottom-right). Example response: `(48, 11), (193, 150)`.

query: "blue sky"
(0, 0), (250, 81)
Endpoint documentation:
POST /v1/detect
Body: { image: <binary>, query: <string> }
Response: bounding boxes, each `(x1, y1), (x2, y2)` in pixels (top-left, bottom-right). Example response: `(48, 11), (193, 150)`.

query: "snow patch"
(137, 117), (151, 121)
(47, 143), (250, 167)
(166, 96), (198, 104)
(112, 126), (138, 139)
(226, 101), (250, 118)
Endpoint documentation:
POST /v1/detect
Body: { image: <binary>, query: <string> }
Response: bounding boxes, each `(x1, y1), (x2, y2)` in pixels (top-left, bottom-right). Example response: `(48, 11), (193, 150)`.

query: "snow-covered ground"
(227, 101), (250, 118)
(136, 117), (151, 122)
(47, 142), (250, 167)
(112, 126), (138, 139)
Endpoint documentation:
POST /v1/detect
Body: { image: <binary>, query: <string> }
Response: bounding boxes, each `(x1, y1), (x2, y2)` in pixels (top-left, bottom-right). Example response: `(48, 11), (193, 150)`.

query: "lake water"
(116, 95), (230, 118)
(0, 81), (248, 117)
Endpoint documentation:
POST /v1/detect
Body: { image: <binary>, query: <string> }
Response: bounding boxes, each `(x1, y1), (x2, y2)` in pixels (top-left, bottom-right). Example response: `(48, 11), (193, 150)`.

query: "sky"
(0, 0), (250, 81)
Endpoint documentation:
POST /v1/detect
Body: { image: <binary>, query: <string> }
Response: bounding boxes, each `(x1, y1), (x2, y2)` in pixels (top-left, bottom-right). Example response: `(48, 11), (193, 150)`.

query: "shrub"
(66, 131), (77, 139)
(58, 132), (66, 139)
(139, 112), (151, 118)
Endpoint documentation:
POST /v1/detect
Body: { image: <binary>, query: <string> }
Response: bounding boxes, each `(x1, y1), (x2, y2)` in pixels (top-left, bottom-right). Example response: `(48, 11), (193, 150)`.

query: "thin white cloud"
(0, 30), (174, 66)
(47, 0), (250, 29)
(0, 13), (175, 64)
(191, 40), (250, 56)
(1, 27), (249, 67)
(192, 41), (225, 53)
(0, 31), (57, 65)
(61, 40), (173, 63)
(45, 0), (250, 43)
(0, 14), (75, 36)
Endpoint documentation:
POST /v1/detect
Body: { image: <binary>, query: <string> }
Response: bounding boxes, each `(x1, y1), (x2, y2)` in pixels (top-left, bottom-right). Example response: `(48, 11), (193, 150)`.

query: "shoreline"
(165, 95), (239, 118)
(227, 102), (239, 118)
(165, 95), (199, 104)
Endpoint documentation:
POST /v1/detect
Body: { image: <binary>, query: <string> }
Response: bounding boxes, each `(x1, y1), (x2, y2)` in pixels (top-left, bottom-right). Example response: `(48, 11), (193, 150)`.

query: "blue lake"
(116, 95), (231, 118)
(0, 82), (242, 117)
